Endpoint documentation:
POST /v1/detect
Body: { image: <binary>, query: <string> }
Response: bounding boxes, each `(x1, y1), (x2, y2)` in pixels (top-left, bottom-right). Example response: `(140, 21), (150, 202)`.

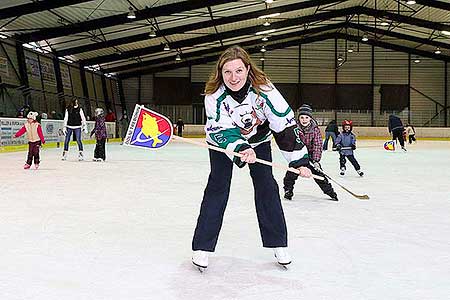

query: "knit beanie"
(27, 111), (38, 120)
(298, 104), (313, 118)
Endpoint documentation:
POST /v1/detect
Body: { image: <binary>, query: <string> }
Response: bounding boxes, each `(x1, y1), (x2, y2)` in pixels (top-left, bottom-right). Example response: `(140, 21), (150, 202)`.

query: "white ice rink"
(1, 139), (450, 300)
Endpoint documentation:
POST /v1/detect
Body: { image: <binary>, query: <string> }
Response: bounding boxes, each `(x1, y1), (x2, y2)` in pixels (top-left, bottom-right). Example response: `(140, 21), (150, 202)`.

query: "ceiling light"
(434, 47), (442, 54)
(260, 46), (267, 52)
(406, 0), (416, 4)
(163, 43), (170, 51)
(256, 29), (276, 35)
(127, 7), (136, 19)
(380, 21), (389, 26)
(175, 54), (181, 61)
(361, 35), (368, 42)
(347, 48), (354, 53)
(265, 0), (274, 3)
(337, 55), (343, 62)
(263, 21), (271, 26)
(441, 30), (450, 36)
(258, 13), (281, 19)
(149, 28), (156, 37)
(413, 58), (421, 63)
(261, 36), (268, 41)
(0, 33), (8, 39)
(260, 57), (265, 61)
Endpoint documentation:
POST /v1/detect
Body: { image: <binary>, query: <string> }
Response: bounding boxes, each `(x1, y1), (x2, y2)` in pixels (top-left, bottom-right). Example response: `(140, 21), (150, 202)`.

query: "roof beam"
(81, 7), (356, 66)
(0, 0), (93, 20)
(119, 32), (336, 79)
(336, 32), (450, 62)
(414, 0), (450, 11)
(348, 23), (450, 50)
(55, 0), (347, 56)
(16, 0), (238, 43)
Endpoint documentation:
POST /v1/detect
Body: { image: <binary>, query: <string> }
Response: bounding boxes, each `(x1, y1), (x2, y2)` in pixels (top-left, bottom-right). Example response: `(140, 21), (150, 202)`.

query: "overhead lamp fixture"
(149, 28), (156, 37)
(265, 0), (274, 3)
(261, 36), (269, 42)
(441, 30), (450, 36)
(260, 46), (267, 52)
(413, 57), (421, 63)
(256, 28), (276, 35)
(163, 43), (170, 51)
(337, 54), (344, 62)
(361, 35), (369, 42)
(258, 12), (280, 19)
(380, 21), (389, 26)
(434, 47), (442, 55)
(347, 47), (354, 53)
(175, 53), (181, 61)
(263, 20), (271, 26)
(260, 56), (265, 61)
(0, 33), (8, 39)
(406, 0), (416, 4)
(127, 7), (136, 19)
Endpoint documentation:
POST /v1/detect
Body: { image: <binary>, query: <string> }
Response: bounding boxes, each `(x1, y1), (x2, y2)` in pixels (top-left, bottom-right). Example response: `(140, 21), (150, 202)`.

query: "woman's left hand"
(239, 148), (256, 164)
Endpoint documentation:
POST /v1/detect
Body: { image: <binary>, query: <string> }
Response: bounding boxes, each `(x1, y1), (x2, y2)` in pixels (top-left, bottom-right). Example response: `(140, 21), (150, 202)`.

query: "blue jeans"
(64, 127), (83, 151)
(323, 132), (336, 150)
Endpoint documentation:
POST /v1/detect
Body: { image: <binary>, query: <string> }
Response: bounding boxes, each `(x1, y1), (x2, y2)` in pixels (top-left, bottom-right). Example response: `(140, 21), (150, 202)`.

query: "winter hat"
(95, 107), (104, 116)
(27, 111), (38, 120)
(298, 104), (313, 118)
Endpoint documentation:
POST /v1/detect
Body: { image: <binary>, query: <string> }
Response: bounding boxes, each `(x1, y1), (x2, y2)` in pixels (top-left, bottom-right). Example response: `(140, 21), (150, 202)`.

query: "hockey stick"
(323, 172), (369, 200)
(173, 135), (324, 180)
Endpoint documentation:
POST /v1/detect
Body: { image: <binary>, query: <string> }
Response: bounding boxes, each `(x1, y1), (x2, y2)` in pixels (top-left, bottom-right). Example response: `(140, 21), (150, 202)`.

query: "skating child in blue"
(335, 120), (364, 177)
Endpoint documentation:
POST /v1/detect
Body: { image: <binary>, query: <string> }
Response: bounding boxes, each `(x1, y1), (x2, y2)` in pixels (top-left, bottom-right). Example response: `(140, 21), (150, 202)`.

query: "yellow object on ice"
(141, 113), (163, 147)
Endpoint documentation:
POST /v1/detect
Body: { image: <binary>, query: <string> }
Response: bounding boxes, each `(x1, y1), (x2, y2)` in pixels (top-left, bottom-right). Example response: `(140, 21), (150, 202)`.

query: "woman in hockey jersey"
(191, 46), (312, 270)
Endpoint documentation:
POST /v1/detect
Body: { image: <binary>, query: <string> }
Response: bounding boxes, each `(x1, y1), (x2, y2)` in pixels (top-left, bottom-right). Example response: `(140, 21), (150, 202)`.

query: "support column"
(53, 56), (65, 113)
(371, 45), (375, 126)
(79, 65), (92, 117)
(15, 42), (30, 106)
(408, 53), (411, 124)
(445, 61), (448, 127)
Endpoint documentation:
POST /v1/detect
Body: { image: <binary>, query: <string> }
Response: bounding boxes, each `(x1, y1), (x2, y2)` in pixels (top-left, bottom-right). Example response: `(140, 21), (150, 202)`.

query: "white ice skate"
(273, 247), (291, 268)
(78, 151), (84, 161)
(340, 167), (345, 176)
(61, 151), (67, 161)
(192, 250), (209, 272)
(357, 170), (364, 177)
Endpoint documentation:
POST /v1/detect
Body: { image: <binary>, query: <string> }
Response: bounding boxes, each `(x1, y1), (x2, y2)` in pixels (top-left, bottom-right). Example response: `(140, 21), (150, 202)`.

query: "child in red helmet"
(335, 120), (363, 176)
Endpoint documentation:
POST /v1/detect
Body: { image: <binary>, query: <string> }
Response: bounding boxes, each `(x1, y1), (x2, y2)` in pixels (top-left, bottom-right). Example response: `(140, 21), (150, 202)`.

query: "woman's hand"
(297, 166), (312, 178)
(239, 148), (256, 164)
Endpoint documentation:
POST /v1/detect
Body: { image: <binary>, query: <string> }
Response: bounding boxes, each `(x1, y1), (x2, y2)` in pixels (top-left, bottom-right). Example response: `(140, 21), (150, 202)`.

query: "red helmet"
(342, 119), (353, 130)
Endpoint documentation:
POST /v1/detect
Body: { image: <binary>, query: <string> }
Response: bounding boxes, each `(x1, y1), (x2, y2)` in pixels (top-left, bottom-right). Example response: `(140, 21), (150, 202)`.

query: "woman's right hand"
(297, 166), (312, 178)
(239, 148), (256, 164)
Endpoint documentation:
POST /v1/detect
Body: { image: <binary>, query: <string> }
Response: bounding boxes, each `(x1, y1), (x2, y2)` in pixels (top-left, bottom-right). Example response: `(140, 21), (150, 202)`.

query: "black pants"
(192, 142), (287, 251)
(26, 141), (41, 165)
(409, 134), (416, 144)
(340, 154), (361, 171)
(283, 163), (335, 196)
(94, 138), (106, 160)
(392, 128), (405, 147)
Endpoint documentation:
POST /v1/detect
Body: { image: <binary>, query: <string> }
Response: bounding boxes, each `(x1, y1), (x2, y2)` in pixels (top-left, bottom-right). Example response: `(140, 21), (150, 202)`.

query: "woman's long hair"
(204, 46), (272, 96)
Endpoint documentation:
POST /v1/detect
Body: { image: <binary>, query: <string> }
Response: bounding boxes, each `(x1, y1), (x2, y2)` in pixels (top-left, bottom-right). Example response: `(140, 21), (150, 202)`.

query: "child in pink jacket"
(13, 111), (46, 169)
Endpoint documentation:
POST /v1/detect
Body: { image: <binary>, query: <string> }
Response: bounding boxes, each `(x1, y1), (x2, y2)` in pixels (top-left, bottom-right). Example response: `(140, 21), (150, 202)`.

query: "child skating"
(12, 111), (46, 169)
(90, 108), (107, 162)
(335, 120), (363, 177)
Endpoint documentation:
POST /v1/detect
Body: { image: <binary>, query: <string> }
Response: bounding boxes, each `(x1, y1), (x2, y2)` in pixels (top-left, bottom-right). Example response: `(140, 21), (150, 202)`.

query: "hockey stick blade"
(323, 174), (370, 200)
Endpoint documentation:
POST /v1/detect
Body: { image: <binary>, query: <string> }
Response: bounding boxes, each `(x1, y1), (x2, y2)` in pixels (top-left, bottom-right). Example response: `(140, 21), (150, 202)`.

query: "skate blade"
(277, 262), (291, 270)
(192, 262), (207, 273)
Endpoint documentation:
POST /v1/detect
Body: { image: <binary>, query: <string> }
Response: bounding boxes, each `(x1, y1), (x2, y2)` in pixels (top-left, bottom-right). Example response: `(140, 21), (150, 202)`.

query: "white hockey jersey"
(204, 84), (309, 168)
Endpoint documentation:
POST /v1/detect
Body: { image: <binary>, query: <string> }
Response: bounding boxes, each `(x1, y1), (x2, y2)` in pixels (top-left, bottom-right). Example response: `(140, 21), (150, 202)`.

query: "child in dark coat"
(335, 120), (363, 176)
(283, 104), (338, 201)
(13, 111), (46, 169)
(90, 108), (107, 161)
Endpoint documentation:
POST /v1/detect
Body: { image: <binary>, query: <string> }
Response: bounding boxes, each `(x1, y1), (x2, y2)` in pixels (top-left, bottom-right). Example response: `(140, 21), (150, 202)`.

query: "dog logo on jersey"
(235, 107), (261, 135)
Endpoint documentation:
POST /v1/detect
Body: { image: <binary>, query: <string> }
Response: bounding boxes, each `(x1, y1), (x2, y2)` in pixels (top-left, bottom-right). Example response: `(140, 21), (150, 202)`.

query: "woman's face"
(221, 59), (249, 91)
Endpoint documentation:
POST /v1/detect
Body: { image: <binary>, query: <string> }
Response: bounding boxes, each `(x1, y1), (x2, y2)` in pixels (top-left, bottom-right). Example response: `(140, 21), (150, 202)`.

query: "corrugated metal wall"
(191, 62), (215, 83)
(70, 66), (83, 98)
(155, 67), (189, 78)
(264, 46), (299, 83)
(411, 58), (445, 126)
(0, 42), (20, 86)
(140, 74), (154, 103)
(301, 40), (335, 83)
(337, 42), (372, 84)
(122, 77), (139, 115)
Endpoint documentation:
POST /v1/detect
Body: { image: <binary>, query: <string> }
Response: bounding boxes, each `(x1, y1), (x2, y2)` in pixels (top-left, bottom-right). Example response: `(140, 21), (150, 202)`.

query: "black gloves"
(351, 144), (356, 150)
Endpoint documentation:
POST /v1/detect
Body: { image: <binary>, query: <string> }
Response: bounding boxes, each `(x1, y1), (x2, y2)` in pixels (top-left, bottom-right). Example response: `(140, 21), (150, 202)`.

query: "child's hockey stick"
(173, 136), (324, 180)
(322, 171), (369, 200)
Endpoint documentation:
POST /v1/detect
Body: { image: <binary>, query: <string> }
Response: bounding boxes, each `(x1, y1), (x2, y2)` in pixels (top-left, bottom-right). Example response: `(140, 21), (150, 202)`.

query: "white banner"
(0, 117), (116, 146)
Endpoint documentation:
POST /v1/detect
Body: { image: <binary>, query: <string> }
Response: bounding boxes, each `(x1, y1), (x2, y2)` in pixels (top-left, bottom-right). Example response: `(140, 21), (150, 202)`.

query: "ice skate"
(327, 192), (338, 201)
(401, 146), (407, 152)
(61, 151), (67, 161)
(78, 151), (84, 161)
(340, 167), (345, 176)
(273, 247), (291, 268)
(23, 163), (31, 169)
(283, 190), (294, 201)
(93, 158), (99, 162)
(34, 164), (39, 170)
(357, 170), (364, 177)
(192, 250), (209, 272)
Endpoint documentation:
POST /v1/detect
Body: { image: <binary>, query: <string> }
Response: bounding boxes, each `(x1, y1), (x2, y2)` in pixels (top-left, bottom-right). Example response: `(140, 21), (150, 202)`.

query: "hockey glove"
(312, 161), (323, 173)
(351, 144), (356, 150)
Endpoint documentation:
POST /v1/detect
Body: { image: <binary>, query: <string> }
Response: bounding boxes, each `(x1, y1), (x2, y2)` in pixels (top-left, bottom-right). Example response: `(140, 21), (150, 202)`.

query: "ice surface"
(1, 139), (449, 300)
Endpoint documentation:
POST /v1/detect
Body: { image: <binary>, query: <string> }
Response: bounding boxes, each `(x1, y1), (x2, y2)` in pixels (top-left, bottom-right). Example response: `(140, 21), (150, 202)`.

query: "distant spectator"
(176, 117), (185, 137)
(17, 104), (31, 118)
(119, 109), (129, 143)
(322, 120), (339, 151)
(405, 124), (416, 144)
(105, 108), (116, 122)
